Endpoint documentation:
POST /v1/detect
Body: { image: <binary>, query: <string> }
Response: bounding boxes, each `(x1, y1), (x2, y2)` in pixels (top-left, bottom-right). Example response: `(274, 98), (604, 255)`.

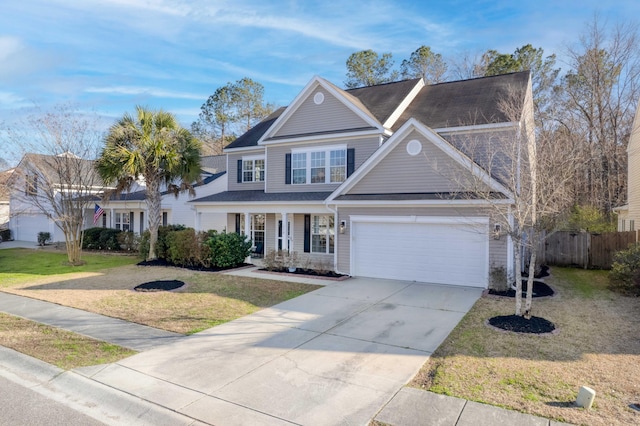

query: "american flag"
(93, 204), (104, 225)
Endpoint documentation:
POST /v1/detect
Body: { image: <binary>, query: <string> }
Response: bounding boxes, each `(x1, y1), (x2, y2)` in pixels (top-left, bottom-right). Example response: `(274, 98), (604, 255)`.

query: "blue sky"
(1, 0), (638, 165)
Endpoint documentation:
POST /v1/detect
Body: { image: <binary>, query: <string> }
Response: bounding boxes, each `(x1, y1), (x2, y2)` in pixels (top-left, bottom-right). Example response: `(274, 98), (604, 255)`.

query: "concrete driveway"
(83, 277), (482, 425)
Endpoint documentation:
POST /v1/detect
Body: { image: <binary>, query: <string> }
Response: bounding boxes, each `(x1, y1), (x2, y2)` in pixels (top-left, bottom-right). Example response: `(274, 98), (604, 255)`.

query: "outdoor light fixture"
(493, 224), (501, 240)
(339, 220), (347, 234)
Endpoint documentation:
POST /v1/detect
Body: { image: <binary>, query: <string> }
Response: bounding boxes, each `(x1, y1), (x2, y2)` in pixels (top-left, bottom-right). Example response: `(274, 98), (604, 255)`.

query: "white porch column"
(244, 212), (251, 239)
(110, 208), (114, 229)
(194, 210), (200, 232)
(282, 212), (289, 252)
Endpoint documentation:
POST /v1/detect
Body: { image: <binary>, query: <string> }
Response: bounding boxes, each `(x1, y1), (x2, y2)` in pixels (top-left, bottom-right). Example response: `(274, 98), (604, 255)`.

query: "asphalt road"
(0, 376), (105, 426)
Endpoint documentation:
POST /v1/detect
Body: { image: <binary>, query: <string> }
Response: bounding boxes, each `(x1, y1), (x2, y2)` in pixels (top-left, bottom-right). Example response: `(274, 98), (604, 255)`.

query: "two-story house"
(191, 72), (534, 288)
(614, 100), (640, 231)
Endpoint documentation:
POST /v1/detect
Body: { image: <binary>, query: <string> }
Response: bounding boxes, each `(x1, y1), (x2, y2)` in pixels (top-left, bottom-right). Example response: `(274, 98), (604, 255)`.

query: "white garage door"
(15, 214), (50, 242)
(351, 217), (488, 287)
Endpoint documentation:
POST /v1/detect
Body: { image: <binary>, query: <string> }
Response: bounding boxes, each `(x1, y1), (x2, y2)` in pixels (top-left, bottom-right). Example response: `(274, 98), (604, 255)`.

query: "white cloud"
(0, 91), (30, 109)
(85, 86), (204, 100)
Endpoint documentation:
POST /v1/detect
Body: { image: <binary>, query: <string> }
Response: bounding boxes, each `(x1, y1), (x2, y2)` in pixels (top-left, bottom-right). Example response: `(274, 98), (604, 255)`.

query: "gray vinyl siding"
(440, 128), (518, 187)
(335, 206), (505, 275)
(228, 151), (266, 191)
(348, 130), (490, 195)
(265, 136), (380, 193)
(627, 105), (640, 226)
(273, 88), (371, 138)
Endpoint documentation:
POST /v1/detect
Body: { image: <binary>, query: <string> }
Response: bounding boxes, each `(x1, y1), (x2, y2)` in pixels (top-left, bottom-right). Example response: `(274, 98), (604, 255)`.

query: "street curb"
(0, 346), (201, 425)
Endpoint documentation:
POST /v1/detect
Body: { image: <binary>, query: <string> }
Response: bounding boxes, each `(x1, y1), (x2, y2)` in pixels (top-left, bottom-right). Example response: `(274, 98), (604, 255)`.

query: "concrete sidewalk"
(0, 292), (183, 351)
(0, 275), (567, 425)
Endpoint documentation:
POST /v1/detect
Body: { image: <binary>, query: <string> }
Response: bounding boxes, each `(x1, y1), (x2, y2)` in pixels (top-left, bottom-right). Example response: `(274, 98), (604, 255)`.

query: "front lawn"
(0, 248), (138, 287)
(410, 267), (640, 426)
(0, 250), (321, 334)
(0, 312), (136, 369)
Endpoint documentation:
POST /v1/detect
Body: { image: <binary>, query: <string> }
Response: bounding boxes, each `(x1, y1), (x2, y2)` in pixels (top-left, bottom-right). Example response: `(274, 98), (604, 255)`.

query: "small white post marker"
(576, 386), (596, 409)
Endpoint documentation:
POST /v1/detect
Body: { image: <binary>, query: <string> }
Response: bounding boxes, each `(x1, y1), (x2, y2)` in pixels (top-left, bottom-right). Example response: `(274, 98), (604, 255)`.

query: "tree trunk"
(514, 240), (523, 316)
(524, 234), (537, 319)
(146, 177), (161, 260)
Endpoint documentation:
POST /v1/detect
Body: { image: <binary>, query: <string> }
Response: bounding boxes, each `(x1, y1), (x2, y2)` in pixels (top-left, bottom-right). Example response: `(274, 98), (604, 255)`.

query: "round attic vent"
(406, 139), (422, 156)
(313, 92), (325, 105)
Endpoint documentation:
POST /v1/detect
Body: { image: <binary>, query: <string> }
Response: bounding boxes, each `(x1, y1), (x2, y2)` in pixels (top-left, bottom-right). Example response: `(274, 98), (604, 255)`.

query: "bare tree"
(557, 16), (640, 214)
(3, 105), (105, 264)
(433, 82), (578, 317)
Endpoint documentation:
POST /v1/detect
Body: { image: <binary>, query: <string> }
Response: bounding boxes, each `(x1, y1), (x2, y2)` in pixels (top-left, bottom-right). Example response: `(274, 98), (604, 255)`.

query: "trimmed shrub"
(82, 227), (104, 250)
(609, 243), (640, 296)
(98, 228), (122, 250)
(166, 228), (200, 267)
(139, 225), (186, 259)
(37, 232), (51, 246)
(117, 231), (138, 251)
(207, 232), (252, 268)
(156, 224), (187, 259)
(139, 230), (150, 258)
(0, 228), (12, 241)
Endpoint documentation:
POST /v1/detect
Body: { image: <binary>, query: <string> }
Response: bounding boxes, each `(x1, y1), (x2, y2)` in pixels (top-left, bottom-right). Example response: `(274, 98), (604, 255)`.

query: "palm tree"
(96, 106), (202, 260)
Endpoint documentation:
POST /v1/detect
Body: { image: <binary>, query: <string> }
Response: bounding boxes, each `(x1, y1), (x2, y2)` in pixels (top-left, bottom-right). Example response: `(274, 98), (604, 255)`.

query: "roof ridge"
(426, 71), (530, 87)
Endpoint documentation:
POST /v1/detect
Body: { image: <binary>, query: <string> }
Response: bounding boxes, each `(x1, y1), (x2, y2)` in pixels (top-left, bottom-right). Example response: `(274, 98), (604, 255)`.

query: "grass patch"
(1, 250), (322, 335)
(0, 248), (138, 287)
(0, 312), (136, 369)
(410, 267), (640, 425)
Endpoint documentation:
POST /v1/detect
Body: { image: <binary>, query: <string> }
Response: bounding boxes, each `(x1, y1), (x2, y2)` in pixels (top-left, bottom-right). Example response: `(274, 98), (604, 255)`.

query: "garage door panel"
(352, 219), (487, 287)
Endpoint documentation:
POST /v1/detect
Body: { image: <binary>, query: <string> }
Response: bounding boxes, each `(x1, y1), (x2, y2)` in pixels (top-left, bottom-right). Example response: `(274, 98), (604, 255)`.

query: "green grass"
(0, 248), (138, 287)
(550, 266), (609, 298)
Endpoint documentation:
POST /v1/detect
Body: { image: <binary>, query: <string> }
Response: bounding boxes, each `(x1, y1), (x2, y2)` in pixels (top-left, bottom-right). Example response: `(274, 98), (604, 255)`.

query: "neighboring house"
(89, 168), (228, 234)
(614, 100), (640, 231)
(191, 72), (534, 288)
(7, 154), (227, 242)
(7, 153), (106, 242)
(0, 168), (12, 229)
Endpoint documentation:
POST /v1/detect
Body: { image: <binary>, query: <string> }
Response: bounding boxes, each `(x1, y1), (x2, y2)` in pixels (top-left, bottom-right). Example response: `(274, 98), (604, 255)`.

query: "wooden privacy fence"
(538, 231), (638, 269)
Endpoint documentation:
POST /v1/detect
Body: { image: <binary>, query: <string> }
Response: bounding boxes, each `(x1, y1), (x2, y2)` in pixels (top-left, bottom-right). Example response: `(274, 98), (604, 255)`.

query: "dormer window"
(291, 145), (347, 185)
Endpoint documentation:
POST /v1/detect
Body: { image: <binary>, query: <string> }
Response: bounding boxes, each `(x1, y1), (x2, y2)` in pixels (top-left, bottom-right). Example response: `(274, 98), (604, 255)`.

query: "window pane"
(293, 169), (306, 184)
(243, 160), (253, 182)
(292, 153), (306, 184)
(330, 150), (346, 183)
(255, 159), (265, 181)
(310, 152), (325, 167)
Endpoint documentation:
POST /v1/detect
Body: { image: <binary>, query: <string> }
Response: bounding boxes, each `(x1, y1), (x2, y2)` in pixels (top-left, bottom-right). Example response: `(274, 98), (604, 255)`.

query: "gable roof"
(17, 153), (105, 187)
(392, 71), (530, 131)
(257, 76), (387, 145)
(224, 72), (530, 151)
(327, 118), (514, 203)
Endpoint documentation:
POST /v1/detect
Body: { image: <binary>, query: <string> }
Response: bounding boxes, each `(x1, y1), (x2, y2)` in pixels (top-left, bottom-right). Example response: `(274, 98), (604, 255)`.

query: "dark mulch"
(488, 280), (555, 298)
(488, 315), (556, 334)
(259, 267), (347, 279)
(137, 259), (251, 272)
(134, 280), (185, 292)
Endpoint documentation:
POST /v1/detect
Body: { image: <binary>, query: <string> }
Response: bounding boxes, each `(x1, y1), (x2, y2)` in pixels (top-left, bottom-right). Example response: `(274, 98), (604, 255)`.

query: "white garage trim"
(350, 215), (489, 287)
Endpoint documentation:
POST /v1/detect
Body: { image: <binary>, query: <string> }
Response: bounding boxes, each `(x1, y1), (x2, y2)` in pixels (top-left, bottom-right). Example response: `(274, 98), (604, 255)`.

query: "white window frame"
(242, 155), (265, 183)
(291, 145), (347, 185)
(115, 211), (131, 231)
(311, 215), (335, 254)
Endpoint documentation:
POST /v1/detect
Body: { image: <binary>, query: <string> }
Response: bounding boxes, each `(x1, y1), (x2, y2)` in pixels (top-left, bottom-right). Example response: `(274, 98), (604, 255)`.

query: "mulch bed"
(258, 267), (347, 279)
(488, 280), (555, 298)
(137, 259), (251, 272)
(134, 280), (185, 292)
(488, 315), (556, 334)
